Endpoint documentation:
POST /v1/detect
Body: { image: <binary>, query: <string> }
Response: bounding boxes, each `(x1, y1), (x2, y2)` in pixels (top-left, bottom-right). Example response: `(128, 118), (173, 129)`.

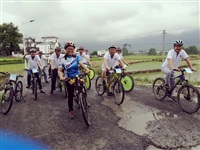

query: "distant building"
(97, 50), (107, 57)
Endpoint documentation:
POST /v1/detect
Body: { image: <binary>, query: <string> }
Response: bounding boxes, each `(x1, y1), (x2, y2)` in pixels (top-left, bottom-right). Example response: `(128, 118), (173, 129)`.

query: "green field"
(0, 63), (24, 74)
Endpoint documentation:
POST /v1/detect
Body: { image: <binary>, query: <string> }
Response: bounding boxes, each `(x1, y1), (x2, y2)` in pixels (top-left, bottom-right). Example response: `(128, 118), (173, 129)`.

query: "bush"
(0, 59), (24, 65)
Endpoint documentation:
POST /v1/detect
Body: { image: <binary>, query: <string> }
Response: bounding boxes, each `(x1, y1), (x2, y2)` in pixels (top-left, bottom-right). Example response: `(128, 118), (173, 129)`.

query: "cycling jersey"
(25, 55), (41, 69)
(77, 52), (88, 64)
(59, 55), (81, 78)
(161, 49), (188, 69)
(102, 52), (121, 69)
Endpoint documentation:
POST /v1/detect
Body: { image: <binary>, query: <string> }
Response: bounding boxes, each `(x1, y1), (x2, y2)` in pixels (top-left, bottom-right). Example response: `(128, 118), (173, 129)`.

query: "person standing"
(49, 48), (64, 94)
(58, 41), (89, 119)
(37, 51), (49, 83)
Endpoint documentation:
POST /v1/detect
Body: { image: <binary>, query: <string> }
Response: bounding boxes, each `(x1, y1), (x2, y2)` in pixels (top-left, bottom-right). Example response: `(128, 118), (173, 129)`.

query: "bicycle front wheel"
(78, 92), (90, 126)
(95, 76), (105, 96)
(1, 87), (13, 115)
(89, 68), (95, 80)
(152, 78), (167, 101)
(33, 79), (38, 100)
(121, 74), (134, 92)
(113, 79), (124, 105)
(177, 84), (200, 114)
(63, 82), (68, 98)
(85, 75), (91, 90)
(15, 81), (23, 102)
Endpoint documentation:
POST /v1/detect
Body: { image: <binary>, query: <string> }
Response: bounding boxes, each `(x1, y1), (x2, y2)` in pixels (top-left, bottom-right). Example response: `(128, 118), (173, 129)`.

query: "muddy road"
(1, 77), (200, 150)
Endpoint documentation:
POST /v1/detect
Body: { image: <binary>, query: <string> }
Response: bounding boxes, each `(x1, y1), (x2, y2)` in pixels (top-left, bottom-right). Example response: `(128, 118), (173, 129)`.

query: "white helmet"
(174, 40), (184, 46)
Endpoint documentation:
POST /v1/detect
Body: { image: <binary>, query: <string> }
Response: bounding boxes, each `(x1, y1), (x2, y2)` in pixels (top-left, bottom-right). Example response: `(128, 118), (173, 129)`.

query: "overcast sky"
(1, 0), (199, 50)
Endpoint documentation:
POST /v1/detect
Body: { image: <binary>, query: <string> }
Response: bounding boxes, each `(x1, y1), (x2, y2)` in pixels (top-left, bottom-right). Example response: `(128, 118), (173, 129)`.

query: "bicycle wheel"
(33, 79), (38, 100)
(113, 79), (124, 105)
(56, 78), (62, 92)
(85, 75), (91, 90)
(95, 76), (105, 96)
(63, 82), (68, 98)
(177, 84), (200, 114)
(120, 74), (134, 92)
(1, 87), (13, 115)
(82, 86), (87, 98)
(78, 92), (90, 126)
(15, 81), (23, 102)
(152, 78), (167, 101)
(89, 68), (95, 80)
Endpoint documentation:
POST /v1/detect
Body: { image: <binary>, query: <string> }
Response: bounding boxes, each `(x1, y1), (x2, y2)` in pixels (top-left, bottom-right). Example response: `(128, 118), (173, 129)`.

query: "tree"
(0, 22), (23, 56)
(91, 50), (97, 56)
(148, 48), (157, 55)
(185, 46), (199, 55)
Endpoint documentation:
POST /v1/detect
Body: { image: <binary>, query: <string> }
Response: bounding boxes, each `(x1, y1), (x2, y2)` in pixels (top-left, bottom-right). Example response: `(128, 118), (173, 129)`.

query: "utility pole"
(162, 30), (165, 62)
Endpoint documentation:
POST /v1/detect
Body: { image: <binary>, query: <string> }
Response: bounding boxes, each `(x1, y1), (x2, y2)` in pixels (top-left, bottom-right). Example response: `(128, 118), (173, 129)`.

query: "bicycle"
(95, 68), (125, 105)
(0, 72), (23, 115)
(24, 68), (39, 100)
(64, 73), (90, 126)
(38, 65), (48, 83)
(83, 63), (95, 80)
(152, 68), (200, 114)
(116, 65), (134, 93)
(56, 76), (68, 98)
(78, 65), (91, 90)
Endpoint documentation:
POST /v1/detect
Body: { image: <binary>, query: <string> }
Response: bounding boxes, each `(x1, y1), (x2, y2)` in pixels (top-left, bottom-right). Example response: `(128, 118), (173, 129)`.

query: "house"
(97, 50), (107, 57)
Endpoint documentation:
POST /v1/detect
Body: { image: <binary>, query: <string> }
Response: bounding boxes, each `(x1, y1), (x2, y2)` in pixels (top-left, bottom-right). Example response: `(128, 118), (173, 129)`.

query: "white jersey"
(38, 55), (46, 66)
(85, 54), (90, 60)
(77, 52), (88, 64)
(161, 49), (189, 69)
(25, 55), (41, 69)
(49, 53), (64, 69)
(102, 52), (121, 69)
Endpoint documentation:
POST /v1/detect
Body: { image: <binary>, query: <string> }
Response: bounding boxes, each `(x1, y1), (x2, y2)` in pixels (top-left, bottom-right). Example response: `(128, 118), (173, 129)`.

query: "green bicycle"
(95, 68), (125, 105)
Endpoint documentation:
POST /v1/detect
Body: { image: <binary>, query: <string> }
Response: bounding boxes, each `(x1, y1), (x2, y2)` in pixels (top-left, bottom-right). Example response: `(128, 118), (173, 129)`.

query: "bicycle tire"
(177, 84), (200, 114)
(83, 86), (87, 98)
(89, 68), (95, 80)
(33, 79), (38, 100)
(113, 79), (124, 105)
(1, 86), (13, 115)
(85, 75), (91, 90)
(63, 82), (68, 98)
(56, 78), (62, 92)
(15, 81), (23, 102)
(78, 92), (90, 126)
(95, 76), (105, 96)
(152, 78), (167, 101)
(120, 74), (134, 92)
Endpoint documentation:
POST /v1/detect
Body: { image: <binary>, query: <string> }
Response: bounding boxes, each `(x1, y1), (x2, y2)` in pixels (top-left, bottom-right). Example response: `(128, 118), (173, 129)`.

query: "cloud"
(1, 1), (199, 50)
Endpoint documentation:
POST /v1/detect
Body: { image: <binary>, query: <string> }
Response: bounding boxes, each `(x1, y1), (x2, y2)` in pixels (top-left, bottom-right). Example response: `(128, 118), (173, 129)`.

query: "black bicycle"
(0, 72), (23, 115)
(25, 68), (39, 100)
(153, 68), (200, 114)
(65, 73), (90, 126)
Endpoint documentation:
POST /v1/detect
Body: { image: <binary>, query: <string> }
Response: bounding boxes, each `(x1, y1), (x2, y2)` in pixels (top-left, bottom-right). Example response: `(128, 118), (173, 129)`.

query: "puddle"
(118, 111), (178, 135)
(147, 145), (200, 150)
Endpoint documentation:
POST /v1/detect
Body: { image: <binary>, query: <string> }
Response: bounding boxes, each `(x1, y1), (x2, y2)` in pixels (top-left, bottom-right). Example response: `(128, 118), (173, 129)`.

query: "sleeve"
(25, 55), (29, 60)
(166, 50), (173, 59)
(182, 50), (189, 59)
(58, 58), (63, 68)
(104, 52), (109, 59)
(77, 55), (81, 63)
(36, 55), (41, 61)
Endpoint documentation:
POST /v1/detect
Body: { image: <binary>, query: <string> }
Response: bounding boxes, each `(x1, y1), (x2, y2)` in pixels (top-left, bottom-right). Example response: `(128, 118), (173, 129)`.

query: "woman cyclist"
(58, 41), (89, 119)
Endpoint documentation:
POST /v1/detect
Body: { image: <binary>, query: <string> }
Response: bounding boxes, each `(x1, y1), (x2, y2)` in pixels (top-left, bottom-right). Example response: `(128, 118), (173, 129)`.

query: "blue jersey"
(59, 55), (81, 78)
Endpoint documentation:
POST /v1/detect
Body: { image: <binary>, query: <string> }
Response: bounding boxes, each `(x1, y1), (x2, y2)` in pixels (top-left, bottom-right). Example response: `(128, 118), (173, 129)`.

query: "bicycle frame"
(105, 71), (121, 89)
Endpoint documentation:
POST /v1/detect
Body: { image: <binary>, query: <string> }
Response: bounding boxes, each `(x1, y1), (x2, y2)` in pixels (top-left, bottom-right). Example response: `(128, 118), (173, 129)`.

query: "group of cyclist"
(23, 39), (196, 119)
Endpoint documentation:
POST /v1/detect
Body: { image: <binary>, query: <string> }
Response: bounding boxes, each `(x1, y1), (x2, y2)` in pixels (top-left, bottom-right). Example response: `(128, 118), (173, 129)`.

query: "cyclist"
(85, 49), (90, 61)
(161, 40), (196, 98)
(58, 41), (89, 119)
(23, 48), (45, 93)
(116, 47), (129, 67)
(101, 45), (125, 96)
(77, 47), (92, 65)
(48, 51), (54, 78)
(37, 51), (49, 83)
(49, 47), (64, 94)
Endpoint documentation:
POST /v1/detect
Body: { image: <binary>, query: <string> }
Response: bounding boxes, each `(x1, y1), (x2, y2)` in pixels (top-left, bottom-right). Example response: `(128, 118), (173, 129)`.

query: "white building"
(97, 50), (107, 56)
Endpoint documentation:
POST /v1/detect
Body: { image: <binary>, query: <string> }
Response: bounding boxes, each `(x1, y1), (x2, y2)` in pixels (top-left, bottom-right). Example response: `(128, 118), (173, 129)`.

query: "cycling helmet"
(30, 48), (36, 52)
(64, 41), (75, 49)
(38, 51), (43, 54)
(174, 40), (184, 46)
(78, 46), (84, 50)
(108, 44), (117, 49)
(116, 47), (121, 51)
(55, 47), (61, 51)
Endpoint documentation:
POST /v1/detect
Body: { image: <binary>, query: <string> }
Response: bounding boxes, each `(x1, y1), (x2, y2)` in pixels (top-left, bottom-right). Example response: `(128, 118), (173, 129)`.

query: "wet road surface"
(1, 76), (200, 150)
